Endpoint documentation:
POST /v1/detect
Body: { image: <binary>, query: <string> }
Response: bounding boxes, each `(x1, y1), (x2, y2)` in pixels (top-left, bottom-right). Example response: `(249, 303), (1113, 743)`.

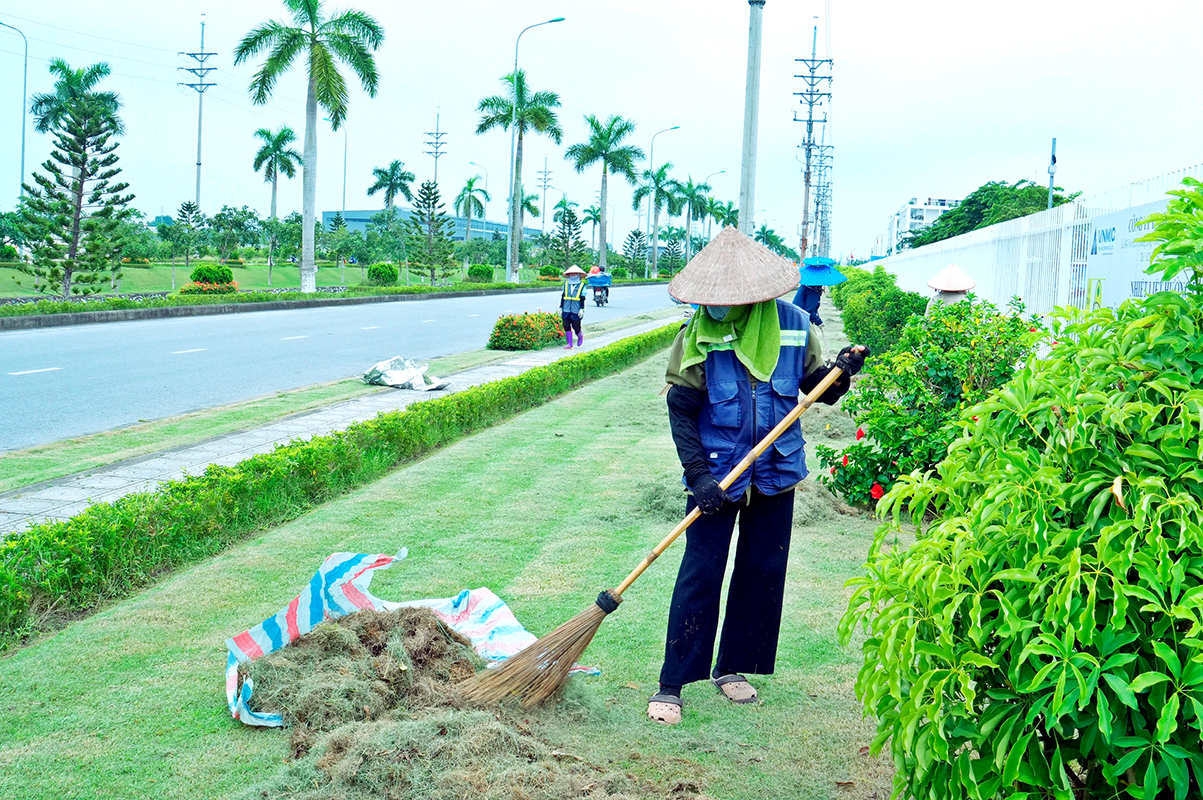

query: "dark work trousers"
(561, 312), (582, 336)
(659, 487), (795, 687)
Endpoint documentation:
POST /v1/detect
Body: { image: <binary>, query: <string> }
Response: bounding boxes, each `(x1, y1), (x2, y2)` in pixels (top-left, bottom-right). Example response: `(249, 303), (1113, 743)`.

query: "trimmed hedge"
(190, 264), (234, 284)
(179, 281), (238, 295)
(0, 323), (678, 645)
(466, 264), (494, 282)
(365, 263), (399, 286)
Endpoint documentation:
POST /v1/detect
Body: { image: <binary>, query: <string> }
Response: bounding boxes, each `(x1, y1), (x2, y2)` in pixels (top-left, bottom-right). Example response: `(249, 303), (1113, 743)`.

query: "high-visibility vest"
(562, 280), (586, 304)
(695, 299), (811, 497)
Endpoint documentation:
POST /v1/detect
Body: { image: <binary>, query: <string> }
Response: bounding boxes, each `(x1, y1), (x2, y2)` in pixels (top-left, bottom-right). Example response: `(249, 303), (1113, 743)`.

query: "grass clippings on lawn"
(0, 312), (890, 800)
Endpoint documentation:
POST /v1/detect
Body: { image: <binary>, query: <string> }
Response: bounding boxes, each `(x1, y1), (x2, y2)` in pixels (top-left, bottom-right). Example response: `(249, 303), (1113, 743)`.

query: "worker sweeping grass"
(460, 228), (869, 721)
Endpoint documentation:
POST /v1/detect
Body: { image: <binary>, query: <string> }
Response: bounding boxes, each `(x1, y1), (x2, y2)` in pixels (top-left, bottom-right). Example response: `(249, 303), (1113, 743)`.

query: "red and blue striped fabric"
(225, 550), (599, 727)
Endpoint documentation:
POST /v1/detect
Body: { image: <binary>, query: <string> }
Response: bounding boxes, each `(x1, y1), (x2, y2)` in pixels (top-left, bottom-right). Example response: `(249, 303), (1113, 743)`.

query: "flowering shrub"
(818, 297), (1042, 505)
(179, 281), (239, 295)
(836, 265), (929, 356)
(840, 180), (1203, 800)
(487, 311), (564, 350)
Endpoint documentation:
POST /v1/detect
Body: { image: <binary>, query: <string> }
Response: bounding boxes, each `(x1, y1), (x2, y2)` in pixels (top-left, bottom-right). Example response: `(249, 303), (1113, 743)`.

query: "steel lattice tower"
(793, 25), (832, 259)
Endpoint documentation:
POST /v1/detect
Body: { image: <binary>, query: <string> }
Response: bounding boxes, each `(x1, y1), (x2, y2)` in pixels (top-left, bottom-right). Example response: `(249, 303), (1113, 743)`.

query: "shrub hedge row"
(487, 311), (565, 350)
(0, 323), (678, 646)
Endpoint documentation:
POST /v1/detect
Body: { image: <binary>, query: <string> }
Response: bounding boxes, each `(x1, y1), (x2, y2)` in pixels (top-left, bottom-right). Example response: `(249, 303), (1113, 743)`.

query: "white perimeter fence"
(872, 164), (1203, 316)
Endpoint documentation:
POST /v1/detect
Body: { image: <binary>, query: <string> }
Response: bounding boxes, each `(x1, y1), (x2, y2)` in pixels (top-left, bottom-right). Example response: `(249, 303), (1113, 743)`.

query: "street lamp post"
(701, 169), (725, 240)
(0, 21), (28, 205)
(645, 125), (679, 277)
(505, 17), (565, 283)
(322, 118), (348, 219)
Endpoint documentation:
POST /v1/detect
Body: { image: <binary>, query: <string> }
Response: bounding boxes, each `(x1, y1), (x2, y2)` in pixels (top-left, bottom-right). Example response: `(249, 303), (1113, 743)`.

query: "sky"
(2, 0), (1202, 260)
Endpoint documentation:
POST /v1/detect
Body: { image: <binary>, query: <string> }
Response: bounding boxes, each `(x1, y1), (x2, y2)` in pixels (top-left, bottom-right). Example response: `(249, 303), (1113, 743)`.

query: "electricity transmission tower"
(536, 157), (553, 234)
(178, 15), (216, 209)
(793, 24), (832, 259)
(423, 113), (447, 184)
(812, 135), (834, 258)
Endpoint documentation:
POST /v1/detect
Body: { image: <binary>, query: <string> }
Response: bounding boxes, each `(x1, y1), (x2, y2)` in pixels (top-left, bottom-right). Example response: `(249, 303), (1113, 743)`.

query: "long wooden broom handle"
(611, 365), (847, 598)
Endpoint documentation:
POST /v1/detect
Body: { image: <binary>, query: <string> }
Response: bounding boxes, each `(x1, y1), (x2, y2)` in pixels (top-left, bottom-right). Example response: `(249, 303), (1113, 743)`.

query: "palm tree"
(476, 69), (562, 281)
(676, 176), (712, 263)
(564, 114), (643, 269)
(252, 126), (301, 221)
(521, 192), (540, 219)
(703, 196), (726, 243)
(755, 224), (786, 254)
(454, 176), (490, 241)
(631, 163), (683, 277)
(581, 205), (602, 252)
(552, 196), (578, 224)
(30, 59), (123, 134)
(367, 160), (415, 209)
(234, 0), (384, 294)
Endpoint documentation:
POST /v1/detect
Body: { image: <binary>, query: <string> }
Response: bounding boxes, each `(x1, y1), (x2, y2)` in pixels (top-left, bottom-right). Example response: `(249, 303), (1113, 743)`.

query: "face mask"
(568, 276), (581, 284)
(704, 305), (732, 321)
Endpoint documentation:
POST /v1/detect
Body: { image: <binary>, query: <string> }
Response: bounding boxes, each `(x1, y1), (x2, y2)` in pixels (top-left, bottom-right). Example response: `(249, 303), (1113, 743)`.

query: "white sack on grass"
(362, 356), (449, 391)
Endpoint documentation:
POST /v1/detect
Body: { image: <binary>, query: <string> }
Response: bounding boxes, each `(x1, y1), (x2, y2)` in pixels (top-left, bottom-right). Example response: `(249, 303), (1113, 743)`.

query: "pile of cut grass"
(242, 607), (711, 800)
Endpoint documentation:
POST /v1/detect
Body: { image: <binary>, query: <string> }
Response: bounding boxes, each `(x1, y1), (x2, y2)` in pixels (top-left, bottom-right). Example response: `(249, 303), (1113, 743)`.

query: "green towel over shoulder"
(680, 300), (781, 382)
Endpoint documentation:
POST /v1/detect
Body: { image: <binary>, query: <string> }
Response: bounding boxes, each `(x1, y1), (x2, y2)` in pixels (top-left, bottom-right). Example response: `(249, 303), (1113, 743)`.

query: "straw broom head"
(458, 591), (621, 707)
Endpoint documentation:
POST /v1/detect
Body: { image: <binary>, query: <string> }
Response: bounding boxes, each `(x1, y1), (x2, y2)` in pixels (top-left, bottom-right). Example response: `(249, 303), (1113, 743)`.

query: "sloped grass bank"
(0, 356), (888, 800)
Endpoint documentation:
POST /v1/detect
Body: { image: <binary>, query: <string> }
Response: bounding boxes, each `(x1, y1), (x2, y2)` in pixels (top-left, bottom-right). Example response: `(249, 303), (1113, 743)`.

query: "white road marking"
(282, 335), (308, 340)
(361, 326), (380, 330)
(467, 314), (481, 317)
(172, 348), (207, 354)
(421, 319), (436, 323)
(8, 367), (61, 376)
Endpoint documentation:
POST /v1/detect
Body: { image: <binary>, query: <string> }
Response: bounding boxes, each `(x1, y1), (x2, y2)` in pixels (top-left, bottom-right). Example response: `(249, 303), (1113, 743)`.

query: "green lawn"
(0, 345), (890, 799)
(0, 308), (683, 495)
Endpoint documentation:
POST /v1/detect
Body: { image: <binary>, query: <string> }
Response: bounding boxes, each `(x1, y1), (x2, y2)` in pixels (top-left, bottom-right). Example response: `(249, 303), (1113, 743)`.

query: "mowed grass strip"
(0, 354), (890, 800)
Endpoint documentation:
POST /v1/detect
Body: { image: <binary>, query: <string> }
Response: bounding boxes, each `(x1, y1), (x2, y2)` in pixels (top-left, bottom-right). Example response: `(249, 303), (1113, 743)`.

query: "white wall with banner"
(872, 164), (1203, 316)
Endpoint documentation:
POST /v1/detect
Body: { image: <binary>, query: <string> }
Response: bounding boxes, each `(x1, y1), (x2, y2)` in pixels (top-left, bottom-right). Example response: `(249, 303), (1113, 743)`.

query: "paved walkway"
(0, 314), (683, 537)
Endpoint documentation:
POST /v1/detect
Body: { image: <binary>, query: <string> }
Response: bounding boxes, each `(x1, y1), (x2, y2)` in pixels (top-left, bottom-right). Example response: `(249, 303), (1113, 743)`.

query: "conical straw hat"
(563, 265), (586, 276)
(668, 226), (800, 305)
(927, 263), (976, 292)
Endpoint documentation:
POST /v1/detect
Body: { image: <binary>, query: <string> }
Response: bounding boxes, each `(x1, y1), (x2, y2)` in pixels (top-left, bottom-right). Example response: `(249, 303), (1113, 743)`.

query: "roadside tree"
(234, 0), (384, 294)
(901, 179), (1078, 250)
(402, 180), (455, 283)
(631, 163), (682, 277)
(675, 175), (711, 262)
(454, 176), (489, 241)
(622, 229), (648, 269)
(367, 160), (415, 208)
(549, 207), (588, 271)
(208, 205), (260, 264)
(252, 125), (301, 223)
(564, 114), (643, 270)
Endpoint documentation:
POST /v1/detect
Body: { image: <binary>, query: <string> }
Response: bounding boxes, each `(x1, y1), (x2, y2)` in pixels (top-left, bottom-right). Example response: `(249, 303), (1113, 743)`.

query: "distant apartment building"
(873, 196), (961, 256)
(322, 209), (539, 242)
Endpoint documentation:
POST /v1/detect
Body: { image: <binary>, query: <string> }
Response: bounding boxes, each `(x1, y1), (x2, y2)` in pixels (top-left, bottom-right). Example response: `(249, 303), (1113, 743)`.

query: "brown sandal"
(647, 693), (683, 725)
(711, 673), (759, 704)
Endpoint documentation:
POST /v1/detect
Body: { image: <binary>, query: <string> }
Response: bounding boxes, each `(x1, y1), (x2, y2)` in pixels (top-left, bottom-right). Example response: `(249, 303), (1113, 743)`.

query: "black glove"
(834, 345), (870, 377)
(687, 471), (734, 515)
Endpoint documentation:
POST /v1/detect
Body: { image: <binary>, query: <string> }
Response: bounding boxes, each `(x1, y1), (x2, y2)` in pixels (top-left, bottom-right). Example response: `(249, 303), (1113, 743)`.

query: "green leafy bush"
(1, 244), (20, 262)
(818, 298), (1041, 505)
(538, 264), (561, 278)
(830, 266), (872, 308)
(611, 267), (628, 279)
(0, 324), (679, 645)
(838, 265), (928, 356)
(190, 263), (234, 284)
(841, 181), (1203, 800)
(179, 281), (238, 295)
(366, 263), (399, 286)
(466, 264), (494, 283)
(487, 311), (564, 350)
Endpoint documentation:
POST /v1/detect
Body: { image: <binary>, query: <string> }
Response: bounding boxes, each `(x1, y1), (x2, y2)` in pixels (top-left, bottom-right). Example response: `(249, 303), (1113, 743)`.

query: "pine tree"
(661, 239), (684, 274)
(19, 98), (133, 298)
(550, 207), (589, 270)
(402, 180), (456, 283)
(623, 228), (648, 266)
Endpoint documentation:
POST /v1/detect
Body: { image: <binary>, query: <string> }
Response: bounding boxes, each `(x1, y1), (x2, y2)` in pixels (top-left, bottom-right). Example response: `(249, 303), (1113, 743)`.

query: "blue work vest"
(697, 299), (810, 497)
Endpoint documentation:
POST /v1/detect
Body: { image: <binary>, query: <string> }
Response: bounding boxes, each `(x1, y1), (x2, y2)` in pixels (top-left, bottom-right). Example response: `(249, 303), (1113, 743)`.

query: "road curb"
(0, 281), (671, 331)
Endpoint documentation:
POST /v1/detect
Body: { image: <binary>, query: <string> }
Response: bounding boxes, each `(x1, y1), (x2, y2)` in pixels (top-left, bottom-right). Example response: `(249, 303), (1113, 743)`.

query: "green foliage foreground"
(832, 265), (929, 357)
(840, 182), (1203, 799)
(0, 324), (677, 647)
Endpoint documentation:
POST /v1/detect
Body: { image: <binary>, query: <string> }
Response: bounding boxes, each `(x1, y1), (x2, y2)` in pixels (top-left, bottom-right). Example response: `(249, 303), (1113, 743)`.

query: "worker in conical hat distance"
(647, 227), (870, 727)
(925, 263), (976, 315)
(560, 265), (588, 349)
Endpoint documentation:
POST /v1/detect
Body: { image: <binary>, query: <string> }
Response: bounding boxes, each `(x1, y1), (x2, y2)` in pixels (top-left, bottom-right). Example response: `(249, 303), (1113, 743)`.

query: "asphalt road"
(0, 284), (678, 452)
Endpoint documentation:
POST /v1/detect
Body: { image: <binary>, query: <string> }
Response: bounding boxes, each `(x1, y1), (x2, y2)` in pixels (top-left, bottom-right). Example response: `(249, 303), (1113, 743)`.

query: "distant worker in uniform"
(925, 263), (976, 315)
(560, 265), (588, 349)
(790, 257), (847, 327)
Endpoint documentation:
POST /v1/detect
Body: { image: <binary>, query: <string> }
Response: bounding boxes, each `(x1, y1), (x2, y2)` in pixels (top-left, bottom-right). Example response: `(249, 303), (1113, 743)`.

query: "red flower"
(1029, 327), (1037, 332)
(870, 482), (884, 499)
(830, 466), (837, 474)
(842, 454), (849, 466)
(855, 427), (865, 441)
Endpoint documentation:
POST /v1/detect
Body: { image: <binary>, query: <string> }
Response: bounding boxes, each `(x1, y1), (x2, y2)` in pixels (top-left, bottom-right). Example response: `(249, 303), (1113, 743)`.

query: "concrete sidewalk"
(0, 313), (683, 537)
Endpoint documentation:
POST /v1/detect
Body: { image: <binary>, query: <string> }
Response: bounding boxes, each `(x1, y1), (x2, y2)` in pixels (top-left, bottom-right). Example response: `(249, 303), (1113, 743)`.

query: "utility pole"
(812, 130), (834, 258)
(737, 0), (766, 235)
(178, 15), (216, 209)
(794, 23), (832, 259)
(423, 112), (447, 185)
(1047, 137), (1057, 210)
(536, 156), (553, 234)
